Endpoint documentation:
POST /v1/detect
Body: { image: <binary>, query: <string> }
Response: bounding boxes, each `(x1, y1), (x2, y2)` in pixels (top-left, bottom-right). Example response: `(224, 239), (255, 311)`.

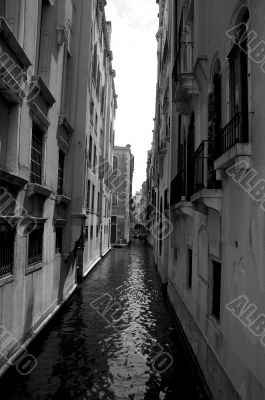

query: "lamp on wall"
(56, 26), (68, 47)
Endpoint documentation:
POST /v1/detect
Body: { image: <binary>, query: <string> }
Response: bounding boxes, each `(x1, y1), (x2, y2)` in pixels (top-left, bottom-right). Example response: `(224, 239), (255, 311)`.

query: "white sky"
(105, 0), (158, 194)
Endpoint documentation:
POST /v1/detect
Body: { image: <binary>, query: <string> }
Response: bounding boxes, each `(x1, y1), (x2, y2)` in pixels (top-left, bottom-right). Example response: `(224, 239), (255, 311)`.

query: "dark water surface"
(1, 241), (210, 399)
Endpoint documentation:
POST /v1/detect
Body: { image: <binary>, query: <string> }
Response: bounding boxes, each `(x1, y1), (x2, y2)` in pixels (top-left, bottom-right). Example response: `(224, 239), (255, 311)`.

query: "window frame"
(30, 123), (44, 185)
(186, 247), (193, 291)
(26, 223), (44, 274)
(210, 259), (222, 323)
(112, 192), (118, 206)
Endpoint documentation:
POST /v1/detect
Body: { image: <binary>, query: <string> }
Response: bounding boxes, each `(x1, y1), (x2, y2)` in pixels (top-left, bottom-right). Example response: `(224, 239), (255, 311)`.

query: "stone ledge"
(214, 143), (251, 179)
(171, 201), (194, 218)
(0, 17), (31, 67)
(26, 183), (53, 198)
(0, 168), (28, 188)
(56, 194), (71, 205)
(191, 189), (223, 213)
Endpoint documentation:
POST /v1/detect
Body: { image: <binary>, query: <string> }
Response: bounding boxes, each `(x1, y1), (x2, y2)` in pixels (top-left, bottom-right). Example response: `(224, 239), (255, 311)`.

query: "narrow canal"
(2, 241), (211, 400)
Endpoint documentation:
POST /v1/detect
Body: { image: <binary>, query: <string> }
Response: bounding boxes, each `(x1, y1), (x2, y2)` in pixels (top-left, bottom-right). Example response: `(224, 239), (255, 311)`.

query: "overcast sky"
(105, 0), (158, 194)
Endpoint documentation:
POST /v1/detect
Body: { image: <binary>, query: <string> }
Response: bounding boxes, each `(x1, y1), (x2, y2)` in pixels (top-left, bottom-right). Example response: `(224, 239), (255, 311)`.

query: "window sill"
(56, 194), (71, 205)
(0, 274), (14, 287)
(59, 115), (74, 135)
(0, 168), (28, 188)
(26, 262), (42, 275)
(191, 189), (223, 214)
(27, 183), (53, 198)
(170, 201), (194, 218)
(30, 76), (56, 108)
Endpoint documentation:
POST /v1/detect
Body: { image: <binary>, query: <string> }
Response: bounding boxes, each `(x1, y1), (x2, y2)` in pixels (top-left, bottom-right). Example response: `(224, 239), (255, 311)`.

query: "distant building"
(111, 145), (134, 245)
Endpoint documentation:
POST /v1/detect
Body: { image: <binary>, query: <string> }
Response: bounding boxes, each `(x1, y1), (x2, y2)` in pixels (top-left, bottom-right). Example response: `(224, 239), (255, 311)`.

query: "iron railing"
(28, 227), (43, 265)
(0, 226), (14, 278)
(193, 140), (221, 193)
(216, 112), (248, 158)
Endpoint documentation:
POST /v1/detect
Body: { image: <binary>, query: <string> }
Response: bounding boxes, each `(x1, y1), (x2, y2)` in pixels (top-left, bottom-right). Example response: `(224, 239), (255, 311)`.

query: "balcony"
(191, 140), (223, 213)
(172, 41), (199, 110)
(159, 138), (167, 157)
(170, 171), (193, 218)
(214, 112), (251, 177)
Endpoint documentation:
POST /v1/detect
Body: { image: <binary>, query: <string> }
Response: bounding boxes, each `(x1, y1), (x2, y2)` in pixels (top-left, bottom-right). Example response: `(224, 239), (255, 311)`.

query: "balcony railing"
(193, 140), (220, 193)
(215, 112), (248, 158)
(0, 226), (14, 278)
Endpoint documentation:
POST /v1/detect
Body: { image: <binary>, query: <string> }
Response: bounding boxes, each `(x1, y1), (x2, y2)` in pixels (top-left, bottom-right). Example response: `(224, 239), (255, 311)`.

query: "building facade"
(111, 145), (134, 245)
(148, 1), (265, 399)
(0, 0), (116, 376)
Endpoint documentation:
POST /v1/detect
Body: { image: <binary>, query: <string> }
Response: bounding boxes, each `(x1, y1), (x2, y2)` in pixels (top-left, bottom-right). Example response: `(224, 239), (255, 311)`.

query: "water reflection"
(1, 241), (209, 400)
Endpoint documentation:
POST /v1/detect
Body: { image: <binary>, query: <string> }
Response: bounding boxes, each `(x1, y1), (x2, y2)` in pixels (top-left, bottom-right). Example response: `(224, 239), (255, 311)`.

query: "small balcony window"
(57, 150), (65, 195)
(28, 225), (43, 266)
(86, 179), (91, 210)
(211, 260), (222, 321)
(30, 124), (43, 184)
(55, 227), (63, 254)
(0, 225), (15, 278)
(187, 248), (193, 290)
(112, 192), (117, 205)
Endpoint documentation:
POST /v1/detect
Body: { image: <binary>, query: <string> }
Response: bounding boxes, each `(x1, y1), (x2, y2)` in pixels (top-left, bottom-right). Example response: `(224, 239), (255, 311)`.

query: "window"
(36, 0), (46, 73)
(164, 189), (169, 210)
(101, 85), (105, 114)
(28, 225), (43, 266)
(93, 145), (97, 169)
(62, 52), (72, 116)
(174, 248), (178, 263)
(96, 68), (101, 98)
(0, 1), (5, 17)
(211, 260), (222, 321)
(90, 100), (94, 124)
(97, 191), (100, 213)
(0, 225), (15, 278)
(55, 227), (63, 254)
(228, 10), (249, 138)
(57, 150), (65, 195)
(86, 179), (91, 209)
(91, 185), (95, 211)
(112, 192), (118, 205)
(88, 135), (93, 164)
(187, 248), (192, 290)
(92, 44), (97, 82)
(95, 114), (98, 135)
(100, 129), (104, 149)
(90, 225), (93, 239)
(113, 156), (118, 175)
(31, 124), (43, 184)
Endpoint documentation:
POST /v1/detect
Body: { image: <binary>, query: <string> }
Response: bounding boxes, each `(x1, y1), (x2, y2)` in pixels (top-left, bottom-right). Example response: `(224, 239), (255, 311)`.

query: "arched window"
(228, 7), (249, 141)
(113, 156), (118, 175)
(92, 44), (97, 81)
(208, 58), (222, 156)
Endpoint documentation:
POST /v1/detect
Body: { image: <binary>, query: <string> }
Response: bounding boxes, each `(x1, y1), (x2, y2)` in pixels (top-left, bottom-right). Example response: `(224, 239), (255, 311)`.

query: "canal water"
(1, 241), (211, 400)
